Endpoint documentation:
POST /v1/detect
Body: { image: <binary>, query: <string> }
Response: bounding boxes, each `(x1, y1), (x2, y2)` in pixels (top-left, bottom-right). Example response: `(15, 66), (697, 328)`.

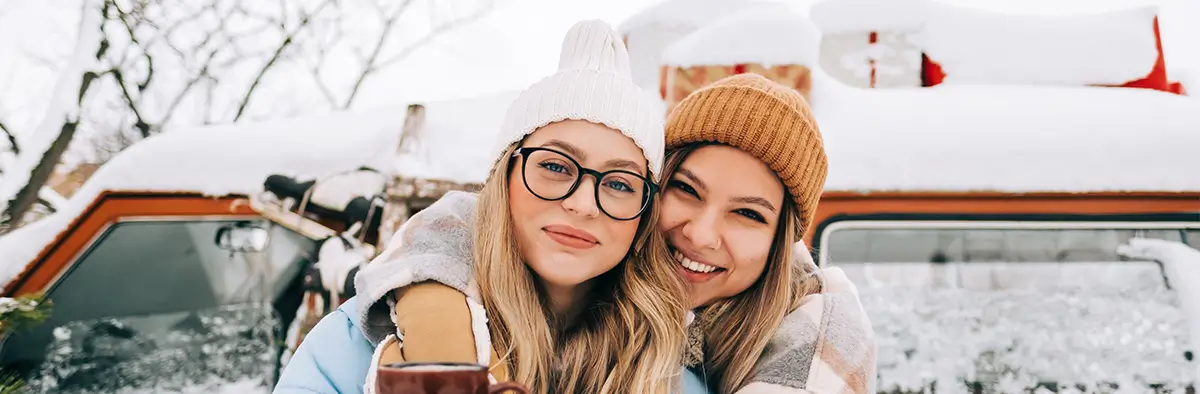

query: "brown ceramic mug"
(376, 362), (529, 394)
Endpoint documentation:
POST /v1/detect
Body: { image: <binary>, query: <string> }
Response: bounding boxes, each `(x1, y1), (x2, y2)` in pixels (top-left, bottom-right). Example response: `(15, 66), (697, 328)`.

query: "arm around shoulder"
(353, 191), (481, 344)
(273, 307), (374, 394)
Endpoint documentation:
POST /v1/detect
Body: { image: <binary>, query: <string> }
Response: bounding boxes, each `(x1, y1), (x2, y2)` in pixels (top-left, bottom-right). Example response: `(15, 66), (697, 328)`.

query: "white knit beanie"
(492, 19), (666, 180)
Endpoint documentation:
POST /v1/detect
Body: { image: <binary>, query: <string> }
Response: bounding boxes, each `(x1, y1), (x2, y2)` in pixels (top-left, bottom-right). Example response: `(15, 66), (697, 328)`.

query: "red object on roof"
(921, 16), (1183, 95)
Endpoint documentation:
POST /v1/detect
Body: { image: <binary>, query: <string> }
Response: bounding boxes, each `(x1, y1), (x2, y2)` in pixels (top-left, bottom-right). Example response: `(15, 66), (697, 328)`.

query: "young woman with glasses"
(274, 20), (694, 394)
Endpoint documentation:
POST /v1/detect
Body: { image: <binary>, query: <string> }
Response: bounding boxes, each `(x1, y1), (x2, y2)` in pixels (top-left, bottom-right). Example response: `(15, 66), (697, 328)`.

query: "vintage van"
(0, 106), (407, 393)
(0, 89), (509, 393)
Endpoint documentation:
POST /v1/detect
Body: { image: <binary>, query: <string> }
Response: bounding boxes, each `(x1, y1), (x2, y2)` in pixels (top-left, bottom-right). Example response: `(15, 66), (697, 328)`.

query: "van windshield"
(2, 219), (317, 393)
(820, 222), (1199, 392)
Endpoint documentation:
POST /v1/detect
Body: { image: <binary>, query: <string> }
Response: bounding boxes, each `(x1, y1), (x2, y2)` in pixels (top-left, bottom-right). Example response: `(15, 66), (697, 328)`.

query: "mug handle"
(488, 382), (529, 394)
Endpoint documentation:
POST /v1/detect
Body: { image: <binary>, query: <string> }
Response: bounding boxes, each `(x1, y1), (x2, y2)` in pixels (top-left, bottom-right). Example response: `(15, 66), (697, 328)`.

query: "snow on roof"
(928, 0), (1200, 93)
(618, 0), (789, 89)
(811, 74), (1200, 193)
(661, 8), (822, 68)
(616, 0), (782, 35)
(809, 0), (931, 34)
(0, 106), (404, 289)
(923, 4), (1161, 87)
(392, 90), (518, 185)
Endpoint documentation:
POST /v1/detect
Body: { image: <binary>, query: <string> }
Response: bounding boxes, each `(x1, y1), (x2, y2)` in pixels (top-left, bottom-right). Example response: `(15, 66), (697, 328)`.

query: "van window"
(824, 224), (1199, 264)
(2, 219), (317, 392)
(819, 221), (1199, 392)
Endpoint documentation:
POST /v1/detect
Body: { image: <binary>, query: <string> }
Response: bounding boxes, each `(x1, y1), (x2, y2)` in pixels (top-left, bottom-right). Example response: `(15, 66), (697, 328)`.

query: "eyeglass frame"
(510, 146), (659, 221)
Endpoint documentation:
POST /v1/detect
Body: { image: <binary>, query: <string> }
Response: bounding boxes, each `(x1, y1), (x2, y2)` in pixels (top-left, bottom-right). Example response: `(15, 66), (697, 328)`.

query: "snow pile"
(617, 0), (789, 89)
(0, 106), (403, 289)
(392, 91), (517, 185)
(22, 304), (277, 394)
(809, 0), (931, 34)
(661, 8), (822, 68)
(811, 79), (1200, 193)
(1118, 237), (1200, 378)
(862, 284), (1194, 392)
(922, 3), (1161, 86)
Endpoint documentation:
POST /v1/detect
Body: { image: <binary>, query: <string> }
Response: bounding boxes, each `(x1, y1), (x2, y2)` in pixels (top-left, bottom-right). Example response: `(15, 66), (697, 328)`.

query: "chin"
(528, 261), (592, 287)
(533, 270), (597, 288)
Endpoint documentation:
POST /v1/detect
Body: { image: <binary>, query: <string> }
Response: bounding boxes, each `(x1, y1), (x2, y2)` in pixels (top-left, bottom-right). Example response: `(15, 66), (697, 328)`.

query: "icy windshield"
(1, 219), (317, 393)
(821, 222), (1199, 392)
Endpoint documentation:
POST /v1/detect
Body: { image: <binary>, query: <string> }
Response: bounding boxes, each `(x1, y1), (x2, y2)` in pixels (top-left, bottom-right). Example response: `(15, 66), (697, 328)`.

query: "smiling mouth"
(672, 250), (726, 274)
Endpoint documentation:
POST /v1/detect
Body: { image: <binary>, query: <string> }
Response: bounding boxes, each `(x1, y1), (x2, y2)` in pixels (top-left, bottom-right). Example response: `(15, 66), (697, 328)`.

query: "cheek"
(727, 231), (774, 285)
(657, 195), (688, 233)
(605, 219), (641, 256)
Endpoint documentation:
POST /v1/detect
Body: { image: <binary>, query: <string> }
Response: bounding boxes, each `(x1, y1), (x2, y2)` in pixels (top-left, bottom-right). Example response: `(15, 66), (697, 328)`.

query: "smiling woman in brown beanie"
(346, 72), (876, 394)
(660, 73), (875, 394)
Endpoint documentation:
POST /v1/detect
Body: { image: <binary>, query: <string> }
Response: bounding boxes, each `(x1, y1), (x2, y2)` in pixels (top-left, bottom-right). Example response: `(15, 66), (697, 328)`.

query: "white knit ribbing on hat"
(491, 19), (666, 180)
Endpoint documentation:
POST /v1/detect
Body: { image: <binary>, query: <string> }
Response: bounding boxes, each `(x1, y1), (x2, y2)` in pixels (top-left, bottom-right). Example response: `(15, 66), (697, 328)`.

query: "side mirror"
(215, 223), (270, 253)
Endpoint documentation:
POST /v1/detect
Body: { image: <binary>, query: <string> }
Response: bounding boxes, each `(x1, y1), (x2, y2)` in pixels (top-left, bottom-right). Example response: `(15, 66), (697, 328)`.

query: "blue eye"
(539, 162), (570, 174)
(605, 179), (635, 193)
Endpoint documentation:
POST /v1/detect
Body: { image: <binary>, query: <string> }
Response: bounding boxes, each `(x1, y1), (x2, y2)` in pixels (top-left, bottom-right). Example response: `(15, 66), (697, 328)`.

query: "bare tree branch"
(0, 120), (18, 155)
(372, 1), (493, 72)
(233, 0), (333, 121)
(302, 1), (349, 107)
(98, 0), (153, 137)
(339, 0), (414, 108)
(148, 2), (214, 57)
(107, 68), (152, 137)
(111, 1), (155, 92)
(160, 48), (221, 126)
(234, 3), (282, 25)
(308, 53), (340, 107)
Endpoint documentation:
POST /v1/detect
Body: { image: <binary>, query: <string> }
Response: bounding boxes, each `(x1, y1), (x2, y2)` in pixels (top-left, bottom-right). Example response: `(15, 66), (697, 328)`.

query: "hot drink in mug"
(375, 362), (529, 394)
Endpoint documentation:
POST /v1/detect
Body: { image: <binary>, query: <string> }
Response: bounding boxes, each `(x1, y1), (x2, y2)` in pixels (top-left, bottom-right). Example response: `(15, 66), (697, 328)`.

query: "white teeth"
(674, 251), (720, 274)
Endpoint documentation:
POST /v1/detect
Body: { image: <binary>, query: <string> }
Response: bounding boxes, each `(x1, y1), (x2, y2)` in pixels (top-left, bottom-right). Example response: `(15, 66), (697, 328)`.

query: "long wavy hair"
(663, 142), (823, 394)
(472, 141), (689, 394)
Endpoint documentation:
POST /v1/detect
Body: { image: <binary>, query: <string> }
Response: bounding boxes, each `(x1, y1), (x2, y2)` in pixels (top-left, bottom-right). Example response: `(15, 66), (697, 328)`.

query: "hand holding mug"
(376, 362), (528, 394)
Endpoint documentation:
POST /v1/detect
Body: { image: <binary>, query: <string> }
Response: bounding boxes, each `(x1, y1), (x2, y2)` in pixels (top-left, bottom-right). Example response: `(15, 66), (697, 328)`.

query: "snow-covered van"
(621, 0), (1200, 391)
(806, 83), (1200, 392)
(0, 94), (514, 393)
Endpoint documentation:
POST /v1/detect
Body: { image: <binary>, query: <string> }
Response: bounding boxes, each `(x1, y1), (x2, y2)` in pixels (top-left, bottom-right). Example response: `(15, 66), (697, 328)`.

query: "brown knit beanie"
(665, 73), (828, 239)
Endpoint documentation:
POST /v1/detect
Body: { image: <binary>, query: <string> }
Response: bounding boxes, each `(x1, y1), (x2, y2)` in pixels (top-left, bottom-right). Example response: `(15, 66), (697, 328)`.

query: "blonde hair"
(473, 142), (689, 394)
(663, 143), (822, 394)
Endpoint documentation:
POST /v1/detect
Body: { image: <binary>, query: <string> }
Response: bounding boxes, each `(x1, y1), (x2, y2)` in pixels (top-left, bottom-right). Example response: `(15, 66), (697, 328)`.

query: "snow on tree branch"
(0, 121), (18, 156)
(0, 0), (494, 232)
(0, 0), (103, 233)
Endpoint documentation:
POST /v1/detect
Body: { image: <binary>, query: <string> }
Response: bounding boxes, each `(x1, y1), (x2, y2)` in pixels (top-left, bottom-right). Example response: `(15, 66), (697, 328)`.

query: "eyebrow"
(542, 139), (646, 175)
(676, 168), (708, 192)
(542, 140), (585, 160)
(603, 158), (645, 174)
(677, 167), (778, 213)
(734, 196), (778, 213)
